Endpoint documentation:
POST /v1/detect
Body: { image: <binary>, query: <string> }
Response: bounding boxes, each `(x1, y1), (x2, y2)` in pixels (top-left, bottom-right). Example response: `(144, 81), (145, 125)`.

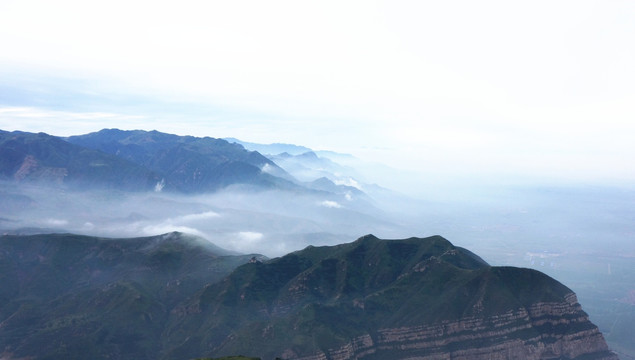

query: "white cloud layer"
(175, 211), (220, 223)
(142, 224), (205, 237)
(320, 201), (342, 209)
(44, 218), (69, 227)
(334, 178), (363, 191)
(226, 231), (265, 253)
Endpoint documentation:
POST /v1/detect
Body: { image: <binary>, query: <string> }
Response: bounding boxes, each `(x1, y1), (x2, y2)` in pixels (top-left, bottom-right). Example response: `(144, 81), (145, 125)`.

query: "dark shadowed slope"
(0, 232), (262, 360)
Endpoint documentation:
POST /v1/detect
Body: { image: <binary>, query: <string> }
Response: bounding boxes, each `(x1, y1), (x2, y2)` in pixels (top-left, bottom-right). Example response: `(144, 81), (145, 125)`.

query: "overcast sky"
(1, 0), (634, 185)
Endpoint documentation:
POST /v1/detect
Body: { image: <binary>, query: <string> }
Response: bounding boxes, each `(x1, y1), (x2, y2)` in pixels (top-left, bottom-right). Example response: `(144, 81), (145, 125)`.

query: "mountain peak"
(354, 233), (379, 243)
(298, 151), (318, 159)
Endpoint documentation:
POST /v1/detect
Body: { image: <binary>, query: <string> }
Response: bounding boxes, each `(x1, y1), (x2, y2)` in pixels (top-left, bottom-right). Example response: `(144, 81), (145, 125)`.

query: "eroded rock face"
(291, 294), (617, 360)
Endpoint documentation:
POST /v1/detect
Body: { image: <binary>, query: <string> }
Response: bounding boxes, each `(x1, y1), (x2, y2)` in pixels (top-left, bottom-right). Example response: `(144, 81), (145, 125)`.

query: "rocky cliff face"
(289, 293), (617, 360)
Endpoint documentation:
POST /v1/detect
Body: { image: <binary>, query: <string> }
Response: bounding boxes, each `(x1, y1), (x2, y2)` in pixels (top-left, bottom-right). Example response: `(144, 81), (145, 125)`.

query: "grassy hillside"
(0, 232), (259, 360)
(163, 235), (582, 359)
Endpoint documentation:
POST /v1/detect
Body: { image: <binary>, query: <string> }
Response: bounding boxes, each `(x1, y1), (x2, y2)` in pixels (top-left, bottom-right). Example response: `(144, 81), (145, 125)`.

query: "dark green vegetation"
(164, 235), (592, 359)
(0, 129), (296, 192)
(0, 232), (616, 359)
(0, 232), (260, 360)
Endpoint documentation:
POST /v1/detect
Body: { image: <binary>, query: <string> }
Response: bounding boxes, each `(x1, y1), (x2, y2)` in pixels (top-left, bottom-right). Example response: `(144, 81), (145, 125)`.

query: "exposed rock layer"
(292, 295), (617, 359)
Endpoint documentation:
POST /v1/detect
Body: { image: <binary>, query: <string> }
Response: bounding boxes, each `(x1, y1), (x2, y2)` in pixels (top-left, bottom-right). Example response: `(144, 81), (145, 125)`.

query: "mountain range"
(67, 129), (296, 192)
(0, 130), (161, 191)
(0, 129), (302, 193)
(0, 232), (618, 360)
(0, 128), (381, 205)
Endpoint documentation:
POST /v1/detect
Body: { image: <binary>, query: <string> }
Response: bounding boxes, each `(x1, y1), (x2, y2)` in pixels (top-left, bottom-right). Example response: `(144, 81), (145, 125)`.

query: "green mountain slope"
(0, 232), (260, 360)
(164, 235), (616, 360)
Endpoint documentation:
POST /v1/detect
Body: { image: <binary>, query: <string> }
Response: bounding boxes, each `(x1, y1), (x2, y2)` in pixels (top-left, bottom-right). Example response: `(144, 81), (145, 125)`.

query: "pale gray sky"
(1, 0), (634, 184)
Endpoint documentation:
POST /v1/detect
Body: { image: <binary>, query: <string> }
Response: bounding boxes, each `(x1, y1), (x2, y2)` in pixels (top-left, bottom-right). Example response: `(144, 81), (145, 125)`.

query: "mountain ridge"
(67, 129), (297, 192)
(0, 129), (311, 193)
(163, 234), (617, 360)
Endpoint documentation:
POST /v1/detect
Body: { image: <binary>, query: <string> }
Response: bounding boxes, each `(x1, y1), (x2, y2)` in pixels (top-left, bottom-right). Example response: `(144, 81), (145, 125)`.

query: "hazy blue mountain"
(67, 129), (297, 192)
(0, 128), (370, 194)
(306, 176), (364, 198)
(0, 130), (162, 191)
(222, 139), (411, 214)
(225, 138), (366, 188)
(224, 138), (356, 163)
(224, 138), (313, 156)
(268, 151), (360, 183)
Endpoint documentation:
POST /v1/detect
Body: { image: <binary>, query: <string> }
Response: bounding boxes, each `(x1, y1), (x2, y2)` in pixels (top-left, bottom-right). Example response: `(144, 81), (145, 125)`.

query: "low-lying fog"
(0, 181), (403, 255)
(1, 180), (633, 260)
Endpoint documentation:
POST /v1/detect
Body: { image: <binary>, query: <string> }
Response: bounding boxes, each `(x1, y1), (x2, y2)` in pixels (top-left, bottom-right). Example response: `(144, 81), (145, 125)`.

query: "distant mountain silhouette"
(0, 130), (161, 190)
(224, 138), (313, 156)
(0, 129), (305, 192)
(67, 129), (297, 192)
(226, 137), (363, 185)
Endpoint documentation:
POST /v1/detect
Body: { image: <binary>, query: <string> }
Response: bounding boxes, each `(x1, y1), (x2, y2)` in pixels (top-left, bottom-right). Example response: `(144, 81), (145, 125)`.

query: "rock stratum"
(286, 295), (614, 360)
(0, 233), (618, 359)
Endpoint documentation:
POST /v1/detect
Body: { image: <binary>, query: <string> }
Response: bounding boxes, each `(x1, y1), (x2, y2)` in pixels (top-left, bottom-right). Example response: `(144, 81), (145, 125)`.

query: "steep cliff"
(284, 293), (615, 360)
